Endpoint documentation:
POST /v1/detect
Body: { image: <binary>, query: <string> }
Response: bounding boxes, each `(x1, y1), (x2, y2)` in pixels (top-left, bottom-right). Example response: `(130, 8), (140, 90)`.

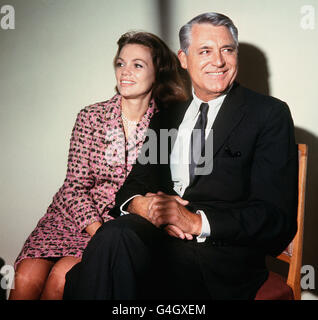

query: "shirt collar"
(190, 86), (231, 120)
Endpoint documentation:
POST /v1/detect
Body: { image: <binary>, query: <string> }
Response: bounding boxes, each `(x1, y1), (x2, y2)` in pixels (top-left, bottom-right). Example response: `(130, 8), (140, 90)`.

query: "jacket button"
(116, 167), (123, 175)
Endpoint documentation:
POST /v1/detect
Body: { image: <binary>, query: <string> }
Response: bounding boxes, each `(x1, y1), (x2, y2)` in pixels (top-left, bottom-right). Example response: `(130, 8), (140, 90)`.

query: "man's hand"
(148, 192), (202, 236)
(126, 193), (155, 218)
(164, 224), (194, 240)
(126, 192), (199, 239)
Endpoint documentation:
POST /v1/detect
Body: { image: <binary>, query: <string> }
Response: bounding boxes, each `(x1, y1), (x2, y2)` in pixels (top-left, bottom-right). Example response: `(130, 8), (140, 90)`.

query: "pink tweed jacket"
(15, 94), (158, 268)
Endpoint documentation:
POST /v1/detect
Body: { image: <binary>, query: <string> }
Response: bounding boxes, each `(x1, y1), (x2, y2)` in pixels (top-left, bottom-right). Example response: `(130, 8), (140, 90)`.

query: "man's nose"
(210, 51), (225, 67)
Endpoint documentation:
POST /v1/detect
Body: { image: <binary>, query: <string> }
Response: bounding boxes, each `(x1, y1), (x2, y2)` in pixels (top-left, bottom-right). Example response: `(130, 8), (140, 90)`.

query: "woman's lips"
(120, 79), (136, 86)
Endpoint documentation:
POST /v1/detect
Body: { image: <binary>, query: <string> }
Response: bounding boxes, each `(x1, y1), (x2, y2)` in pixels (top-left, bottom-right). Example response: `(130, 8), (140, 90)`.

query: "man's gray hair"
(179, 12), (238, 54)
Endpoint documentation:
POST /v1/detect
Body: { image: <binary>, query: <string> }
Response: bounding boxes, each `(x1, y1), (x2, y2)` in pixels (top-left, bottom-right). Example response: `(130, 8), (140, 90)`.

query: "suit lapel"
(211, 82), (247, 157)
(164, 99), (192, 153)
(156, 100), (191, 193)
(166, 99), (192, 130)
(166, 83), (247, 157)
(186, 83), (247, 189)
(162, 84), (247, 191)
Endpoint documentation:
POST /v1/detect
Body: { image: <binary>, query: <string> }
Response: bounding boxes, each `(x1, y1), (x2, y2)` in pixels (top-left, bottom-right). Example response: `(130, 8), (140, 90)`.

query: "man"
(64, 12), (298, 300)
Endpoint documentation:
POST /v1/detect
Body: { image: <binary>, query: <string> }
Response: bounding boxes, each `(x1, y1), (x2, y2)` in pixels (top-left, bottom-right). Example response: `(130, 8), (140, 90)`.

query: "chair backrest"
(277, 143), (308, 300)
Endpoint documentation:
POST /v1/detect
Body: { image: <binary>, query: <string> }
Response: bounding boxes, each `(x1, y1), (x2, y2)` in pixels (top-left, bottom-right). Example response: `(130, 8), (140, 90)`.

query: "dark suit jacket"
(112, 82), (298, 299)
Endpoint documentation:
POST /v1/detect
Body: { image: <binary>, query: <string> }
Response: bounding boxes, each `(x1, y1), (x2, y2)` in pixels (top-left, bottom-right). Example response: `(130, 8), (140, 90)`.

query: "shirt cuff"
(120, 195), (142, 215)
(196, 210), (211, 243)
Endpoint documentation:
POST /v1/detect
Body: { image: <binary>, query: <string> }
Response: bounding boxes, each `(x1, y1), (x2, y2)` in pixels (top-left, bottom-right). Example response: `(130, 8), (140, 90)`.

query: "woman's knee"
(13, 269), (43, 291)
(9, 258), (53, 299)
(47, 257), (80, 283)
(40, 257), (81, 300)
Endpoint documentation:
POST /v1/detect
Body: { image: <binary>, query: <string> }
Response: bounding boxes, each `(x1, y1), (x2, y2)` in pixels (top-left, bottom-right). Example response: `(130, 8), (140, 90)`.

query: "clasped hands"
(129, 191), (202, 240)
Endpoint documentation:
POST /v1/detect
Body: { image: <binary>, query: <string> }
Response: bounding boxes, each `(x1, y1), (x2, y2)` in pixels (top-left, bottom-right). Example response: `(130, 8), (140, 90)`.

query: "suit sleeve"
(206, 102), (298, 256)
(113, 113), (162, 216)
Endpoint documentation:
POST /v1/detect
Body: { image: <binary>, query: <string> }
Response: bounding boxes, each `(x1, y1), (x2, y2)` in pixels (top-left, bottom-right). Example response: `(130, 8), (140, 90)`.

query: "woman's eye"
(135, 64), (143, 68)
(116, 62), (124, 67)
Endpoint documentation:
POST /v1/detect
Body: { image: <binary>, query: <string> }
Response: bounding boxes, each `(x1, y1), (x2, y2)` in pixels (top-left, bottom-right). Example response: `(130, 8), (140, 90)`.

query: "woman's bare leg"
(8, 258), (54, 300)
(40, 256), (81, 300)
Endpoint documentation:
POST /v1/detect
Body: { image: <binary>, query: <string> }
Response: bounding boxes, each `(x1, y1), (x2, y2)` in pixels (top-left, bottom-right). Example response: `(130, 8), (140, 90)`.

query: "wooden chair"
(255, 144), (308, 300)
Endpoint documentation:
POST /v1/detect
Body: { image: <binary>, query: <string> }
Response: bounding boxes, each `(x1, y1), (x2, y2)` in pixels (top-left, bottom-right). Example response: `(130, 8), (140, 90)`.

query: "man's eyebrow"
(198, 45), (212, 50)
(197, 43), (236, 50)
(221, 43), (237, 49)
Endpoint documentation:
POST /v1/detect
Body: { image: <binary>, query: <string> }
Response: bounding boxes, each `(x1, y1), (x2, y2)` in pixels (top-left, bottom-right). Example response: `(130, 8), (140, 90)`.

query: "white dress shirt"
(121, 90), (227, 242)
(169, 91), (226, 242)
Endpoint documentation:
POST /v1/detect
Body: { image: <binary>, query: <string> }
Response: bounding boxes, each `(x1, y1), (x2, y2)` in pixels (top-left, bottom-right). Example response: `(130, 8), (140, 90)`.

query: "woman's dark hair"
(114, 31), (189, 105)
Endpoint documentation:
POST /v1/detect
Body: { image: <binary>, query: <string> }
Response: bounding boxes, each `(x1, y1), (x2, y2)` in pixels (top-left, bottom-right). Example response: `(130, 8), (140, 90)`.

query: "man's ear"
(178, 49), (187, 69)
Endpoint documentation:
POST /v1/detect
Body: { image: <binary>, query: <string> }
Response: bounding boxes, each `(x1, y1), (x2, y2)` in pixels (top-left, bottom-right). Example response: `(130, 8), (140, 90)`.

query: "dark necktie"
(189, 102), (209, 184)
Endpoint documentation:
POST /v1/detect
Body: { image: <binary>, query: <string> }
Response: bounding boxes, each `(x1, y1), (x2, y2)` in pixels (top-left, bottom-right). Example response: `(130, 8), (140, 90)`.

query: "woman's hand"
(85, 221), (102, 237)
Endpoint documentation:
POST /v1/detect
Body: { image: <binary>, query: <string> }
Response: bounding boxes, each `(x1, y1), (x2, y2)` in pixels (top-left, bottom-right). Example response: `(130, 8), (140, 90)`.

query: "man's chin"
(207, 84), (230, 96)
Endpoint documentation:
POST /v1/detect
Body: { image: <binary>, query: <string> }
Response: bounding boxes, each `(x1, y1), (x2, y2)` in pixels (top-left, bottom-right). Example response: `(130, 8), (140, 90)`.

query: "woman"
(9, 31), (188, 300)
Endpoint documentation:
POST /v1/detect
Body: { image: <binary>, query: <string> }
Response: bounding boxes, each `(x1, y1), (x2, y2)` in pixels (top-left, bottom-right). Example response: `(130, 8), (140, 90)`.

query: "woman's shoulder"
(78, 94), (121, 122)
(83, 94), (121, 113)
